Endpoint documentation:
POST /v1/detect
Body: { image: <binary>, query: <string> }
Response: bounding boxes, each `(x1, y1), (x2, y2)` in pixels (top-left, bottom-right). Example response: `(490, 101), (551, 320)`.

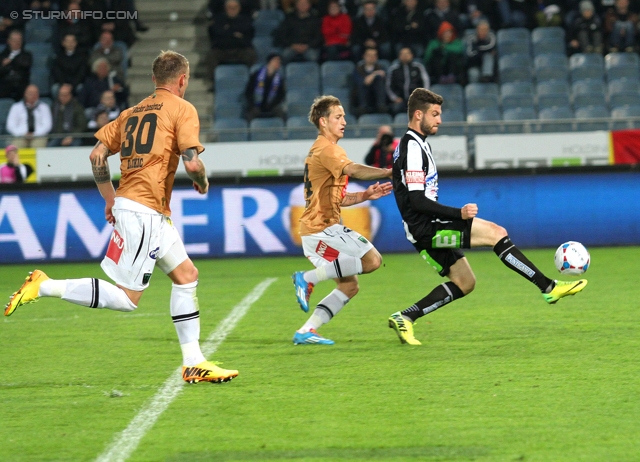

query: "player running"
(5, 51), (238, 383)
(291, 95), (392, 345)
(388, 88), (587, 345)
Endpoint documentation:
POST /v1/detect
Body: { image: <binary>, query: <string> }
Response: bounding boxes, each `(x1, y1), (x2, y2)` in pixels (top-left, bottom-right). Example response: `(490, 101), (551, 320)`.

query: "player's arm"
(342, 182), (393, 206)
(89, 141), (117, 224)
(408, 191), (464, 219)
(343, 162), (392, 180)
(182, 147), (209, 194)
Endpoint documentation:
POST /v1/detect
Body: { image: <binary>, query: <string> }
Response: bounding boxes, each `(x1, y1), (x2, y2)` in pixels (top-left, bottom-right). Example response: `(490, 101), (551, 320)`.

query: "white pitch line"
(95, 277), (277, 462)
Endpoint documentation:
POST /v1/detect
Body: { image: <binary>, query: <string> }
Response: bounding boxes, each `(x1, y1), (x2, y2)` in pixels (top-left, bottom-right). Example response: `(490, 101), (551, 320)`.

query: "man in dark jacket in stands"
(48, 83), (88, 147)
(52, 34), (88, 95)
(351, 0), (392, 61)
(273, 0), (322, 64)
(0, 30), (32, 101)
(243, 52), (286, 121)
(386, 47), (430, 115)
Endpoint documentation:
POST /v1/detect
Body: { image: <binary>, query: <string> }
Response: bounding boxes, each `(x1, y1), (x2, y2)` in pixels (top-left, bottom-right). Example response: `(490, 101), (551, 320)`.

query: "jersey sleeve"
(404, 139), (426, 191)
(176, 102), (204, 154)
(95, 116), (123, 154)
(320, 145), (353, 178)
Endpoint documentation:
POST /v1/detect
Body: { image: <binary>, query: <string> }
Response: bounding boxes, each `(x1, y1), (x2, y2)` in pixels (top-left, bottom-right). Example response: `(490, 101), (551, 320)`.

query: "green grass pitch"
(1, 247), (639, 462)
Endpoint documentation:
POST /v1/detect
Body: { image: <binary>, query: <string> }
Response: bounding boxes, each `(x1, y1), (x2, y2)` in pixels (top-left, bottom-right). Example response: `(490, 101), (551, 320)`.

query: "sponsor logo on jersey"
(149, 247), (160, 259)
(316, 240), (340, 262)
(105, 229), (124, 263)
(358, 236), (368, 244)
(406, 170), (425, 184)
(142, 272), (152, 284)
(433, 230), (461, 248)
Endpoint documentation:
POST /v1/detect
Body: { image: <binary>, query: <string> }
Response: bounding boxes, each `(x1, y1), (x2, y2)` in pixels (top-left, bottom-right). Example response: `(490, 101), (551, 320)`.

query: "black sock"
(401, 282), (465, 322)
(493, 236), (553, 292)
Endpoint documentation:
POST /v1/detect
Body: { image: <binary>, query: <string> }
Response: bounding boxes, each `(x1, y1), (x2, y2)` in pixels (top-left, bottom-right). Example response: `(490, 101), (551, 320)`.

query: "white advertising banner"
(475, 131), (611, 169)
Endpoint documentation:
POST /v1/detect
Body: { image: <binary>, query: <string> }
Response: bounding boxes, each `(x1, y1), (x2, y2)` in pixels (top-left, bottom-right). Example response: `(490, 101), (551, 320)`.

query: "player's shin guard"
(171, 281), (206, 366)
(493, 236), (553, 292)
(402, 281), (464, 322)
(300, 289), (350, 332)
(50, 278), (137, 311)
(305, 256), (363, 284)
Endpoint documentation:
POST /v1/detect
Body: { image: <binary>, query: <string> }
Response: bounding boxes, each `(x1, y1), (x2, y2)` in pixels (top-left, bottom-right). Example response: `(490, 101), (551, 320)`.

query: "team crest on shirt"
(149, 247), (160, 259)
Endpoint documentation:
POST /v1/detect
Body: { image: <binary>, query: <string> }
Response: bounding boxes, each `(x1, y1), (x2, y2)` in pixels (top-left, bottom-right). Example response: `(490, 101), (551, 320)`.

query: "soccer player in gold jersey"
(292, 95), (393, 345)
(5, 51), (238, 383)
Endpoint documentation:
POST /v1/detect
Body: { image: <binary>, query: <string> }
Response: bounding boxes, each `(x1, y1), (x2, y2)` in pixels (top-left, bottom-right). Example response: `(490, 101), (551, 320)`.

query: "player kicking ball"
(388, 88), (587, 345)
(5, 51), (237, 383)
(291, 95), (392, 345)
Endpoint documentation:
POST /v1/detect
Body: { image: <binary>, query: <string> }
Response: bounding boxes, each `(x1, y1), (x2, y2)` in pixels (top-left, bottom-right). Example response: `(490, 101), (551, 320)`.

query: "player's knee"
(339, 281), (359, 298)
(494, 223), (508, 241)
(460, 276), (476, 295)
(361, 252), (382, 274)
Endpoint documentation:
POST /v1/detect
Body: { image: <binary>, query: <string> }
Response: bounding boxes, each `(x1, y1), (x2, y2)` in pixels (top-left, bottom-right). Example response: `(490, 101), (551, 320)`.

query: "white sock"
(304, 256), (363, 285)
(171, 281), (205, 366)
(40, 278), (137, 312)
(300, 289), (350, 332)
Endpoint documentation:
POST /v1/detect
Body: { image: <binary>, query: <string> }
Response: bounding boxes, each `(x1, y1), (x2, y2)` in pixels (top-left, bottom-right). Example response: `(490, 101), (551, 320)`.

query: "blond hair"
(152, 50), (189, 85)
(308, 95), (342, 129)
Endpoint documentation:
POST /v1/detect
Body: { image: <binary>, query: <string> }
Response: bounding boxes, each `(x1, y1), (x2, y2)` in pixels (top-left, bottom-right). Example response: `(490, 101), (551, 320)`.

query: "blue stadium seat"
(438, 109), (465, 135)
(496, 28), (530, 57)
(358, 113), (393, 138)
(501, 81), (534, 97)
(215, 90), (243, 105)
(572, 79), (607, 109)
(611, 105), (640, 129)
(0, 98), (14, 135)
(29, 52), (51, 96)
(534, 53), (569, 83)
(610, 92), (640, 109)
(575, 106), (610, 132)
(286, 88), (315, 117)
(538, 93), (571, 111)
(322, 86), (352, 115)
(498, 54), (533, 83)
(321, 60), (355, 90)
(608, 78), (640, 96)
(286, 116), (317, 140)
(466, 108), (502, 135)
(497, 27), (531, 43)
(214, 102), (243, 119)
(253, 18), (280, 37)
(466, 95), (499, 112)
(605, 52), (640, 82)
(431, 83), (464, 112)
(531, 27), (565, 56)
(286, 62), (320, 91)
(501, 93), (535, 110)
(503, 107), (537, 133)
(215, 64), (249, 92)
(536, 79), (570, 96)
(393, 112), (409, 135)
(465, 82), (499, 97)
(250, 117), (285, 140)
(538, 107), (574, 132)
(569, 53), (605, 82)
(214, 117), (249, 142)
(25, 18), (54, 43)
(252, 36), (278, 64)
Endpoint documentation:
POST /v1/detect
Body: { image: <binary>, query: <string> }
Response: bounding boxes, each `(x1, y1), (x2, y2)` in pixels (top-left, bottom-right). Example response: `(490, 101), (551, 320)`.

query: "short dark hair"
(152, 50), (189, 85)
(407, 88), (443, 120)
(308, 95), (342, 128)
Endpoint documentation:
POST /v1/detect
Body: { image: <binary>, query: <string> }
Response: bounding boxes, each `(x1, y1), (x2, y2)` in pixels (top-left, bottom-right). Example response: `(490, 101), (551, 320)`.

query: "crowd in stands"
(0, 0), (147, 148)
(208, 0), (640, 130)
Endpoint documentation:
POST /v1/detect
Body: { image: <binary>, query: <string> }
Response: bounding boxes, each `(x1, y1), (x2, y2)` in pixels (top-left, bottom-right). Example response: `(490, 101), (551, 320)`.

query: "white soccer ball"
(554, 241), (590, 275)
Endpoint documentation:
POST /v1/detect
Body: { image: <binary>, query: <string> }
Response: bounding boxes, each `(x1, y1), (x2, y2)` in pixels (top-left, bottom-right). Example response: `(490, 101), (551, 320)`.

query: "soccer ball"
(554, 241), (590, 275)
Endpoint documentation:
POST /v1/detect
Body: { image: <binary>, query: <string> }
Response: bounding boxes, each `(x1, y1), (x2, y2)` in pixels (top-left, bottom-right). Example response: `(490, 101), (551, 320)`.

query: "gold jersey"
(95, 89), (204, 216)
(299, 135), (354, 236)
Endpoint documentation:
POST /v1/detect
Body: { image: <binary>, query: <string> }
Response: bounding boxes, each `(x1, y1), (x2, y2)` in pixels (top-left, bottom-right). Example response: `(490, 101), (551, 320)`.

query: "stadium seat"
(531, 27), (565, 56)
(605, 52), (640, 82)
(253, 18), (281, 37)
(214, 102), (243, 119)
(286, 116), (317, 140)
(250, 117), (285, 141)
(503, 107), (537, 133)
(466, 108), (502, 135)
(25, 18), (55, 43)
(286, 62), (320, 92)
(213, 117), (249, 142)
(28, 52), (52, 96)
(534, 53), (569, 83)
(252, 36), (278, 64)
(254, 9), (285, 23)
(466, 95), (499, 113)
(322, 86), (352, 115)
(321, 61), (355, 90)
(572, 79), (607, 109)
(501, 81), (534, 97)
(497, 27), (531, 43)
(393, 112), (409, 135)
(0, 98), (14, 135)
(608, 78), (640, 96)
(498, 54), (533, 83)
(611, 105), (640, 129)
(286, 88), (316, 117)
(215, 64), (249, 92)
(496, 27), (530, 57)
(538, 106), (574, 132)
(569, 53), (605, 82)
(215, 90), (243, 105)
(431, 83), (464, 112)
(536, 79), (570, 96)
(358, 113), (393, 138)
(465, 82), (499, 97)
(575, 106), (610, 132)
(501, 93), (535, 111)
(610, 92), (640, 109)
(538, 93), (571, 111)
(438, 108), (465, 136)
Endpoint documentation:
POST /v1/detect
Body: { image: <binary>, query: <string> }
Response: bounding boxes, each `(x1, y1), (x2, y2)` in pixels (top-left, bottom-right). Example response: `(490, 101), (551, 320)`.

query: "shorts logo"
(433, 230), (461, 248)
(316, 240), (340, 262)
(105, 230), (124, 263)
(406, 170), (425, 184)
(149, 247), (160, 259)
(358, 236), (368, 244)
(142, 273), (152, 284)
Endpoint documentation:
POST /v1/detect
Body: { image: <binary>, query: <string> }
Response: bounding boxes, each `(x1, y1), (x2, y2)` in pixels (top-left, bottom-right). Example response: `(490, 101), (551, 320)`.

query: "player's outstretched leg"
(182, 361), (239, 383)
(5, 270), (49, 316)
(542, 279), (588, 304)
(292, 329), (334, 345)
(292, 271), (314, 312)
(388, 312), (421, 345)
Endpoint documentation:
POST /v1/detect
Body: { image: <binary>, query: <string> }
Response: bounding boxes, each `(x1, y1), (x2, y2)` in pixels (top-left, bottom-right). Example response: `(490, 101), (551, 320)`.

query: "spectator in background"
(96, 0), (137, 47)
(48, 83), (87, 147)
(208, 0), (256, 79)
(79, 58), (129, 109)
(365, 132), (397, 168)
(507, 0), (536, 28)
(424, 21), (466, 85)
(89, 31), (125, 81)
(386, 47), (429, 116)
(0, 145), (33, 183)
(425, 0), (464, 43)
(351, 0), (392, 61)
(54, 1), (95, 54)
(352, 47), (388, 116)
(243, 52), (286, 121)
(534, 0), (564, 27)
(6, 84), (52, 148)
(568, 1), (604, 54)
(465, 19), (496, 83)
(0, 30), (32, 101)
(273, 0), (323, 63)
(0, 0), (26, 43)
(463, 0), (500, 29)
(52, 34), (88, 96)
(83, 109), (110, 146)
(87, 90), (121, 128)
(321, 0), (353, 61)
(604, 0), (638, 52)
(391, 0), (428, 58)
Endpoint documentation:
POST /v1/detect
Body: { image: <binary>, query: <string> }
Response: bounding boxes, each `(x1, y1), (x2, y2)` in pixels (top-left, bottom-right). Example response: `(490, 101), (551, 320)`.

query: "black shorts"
(411, 217), (473, 277)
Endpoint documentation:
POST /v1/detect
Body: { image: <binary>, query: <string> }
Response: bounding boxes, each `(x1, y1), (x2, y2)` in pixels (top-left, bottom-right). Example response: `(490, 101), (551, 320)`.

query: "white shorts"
(101, 198), (188, 291)
(301, 223), (374, 268)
